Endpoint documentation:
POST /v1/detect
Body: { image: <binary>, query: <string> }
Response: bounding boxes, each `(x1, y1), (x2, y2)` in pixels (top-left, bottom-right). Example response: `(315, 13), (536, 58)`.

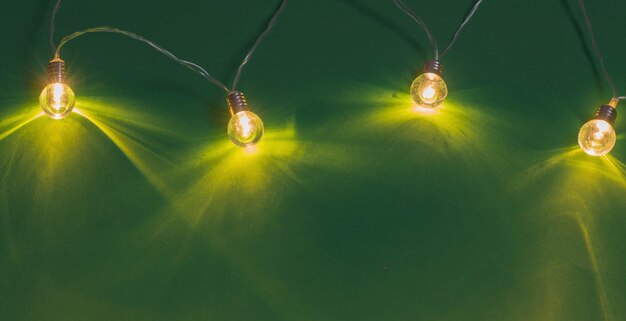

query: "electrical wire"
(55, 27), (230, 93)
(392, 0), (484, 61)
(577, 0), (617, 98)
(440, 0), (484, 57)
(231, 0), (289, 91)
(392, 0), (439, 60)
(49, 0), (62, 54)
(52, 0), (288, 94)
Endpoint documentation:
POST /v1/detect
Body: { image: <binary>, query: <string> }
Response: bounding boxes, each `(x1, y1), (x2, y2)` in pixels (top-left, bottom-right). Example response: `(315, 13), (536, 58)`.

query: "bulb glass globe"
(578, 119), (616, 156)
(39, 83), (75, 119)
(410, 72), (447, 108)
(228, 110), (264, 147)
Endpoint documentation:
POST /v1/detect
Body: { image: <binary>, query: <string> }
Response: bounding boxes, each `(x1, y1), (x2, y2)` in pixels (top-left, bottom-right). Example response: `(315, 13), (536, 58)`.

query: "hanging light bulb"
(411, 60), (447, 108)
(578, 98), (618, 156)
(39, 58), (75, 119)
(226, 91), (264, 147)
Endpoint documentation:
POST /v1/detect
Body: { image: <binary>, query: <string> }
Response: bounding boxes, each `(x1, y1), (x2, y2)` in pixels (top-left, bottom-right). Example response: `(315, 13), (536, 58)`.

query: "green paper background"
(1, 0), (626, 320)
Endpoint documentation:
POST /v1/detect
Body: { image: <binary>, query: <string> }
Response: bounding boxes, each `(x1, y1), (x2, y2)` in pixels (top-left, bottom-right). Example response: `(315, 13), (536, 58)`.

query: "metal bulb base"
(422, 60), (443, 75)
(47, 58), (67, 83)
(227, 91), (250, 116)
(594, 104), (617, 125)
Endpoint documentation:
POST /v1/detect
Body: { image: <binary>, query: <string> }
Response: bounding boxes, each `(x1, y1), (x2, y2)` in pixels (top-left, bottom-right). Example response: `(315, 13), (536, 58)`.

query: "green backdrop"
(1, 0), (626, 320)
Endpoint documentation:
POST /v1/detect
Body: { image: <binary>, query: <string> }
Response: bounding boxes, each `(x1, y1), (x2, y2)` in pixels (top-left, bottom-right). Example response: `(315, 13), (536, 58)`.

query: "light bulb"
(40, 58), (75, 119)
(411, 60), (447, 108)
(226, 91), (264, 147)
(578, 101), (618, 156)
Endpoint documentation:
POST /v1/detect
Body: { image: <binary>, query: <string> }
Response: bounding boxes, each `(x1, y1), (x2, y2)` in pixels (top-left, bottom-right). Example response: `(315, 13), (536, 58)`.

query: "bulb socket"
(422, 60), (443, 75)
(227, 91), (251, 116)
(594, 104), (618, 125)
(47, 58), (66, 83)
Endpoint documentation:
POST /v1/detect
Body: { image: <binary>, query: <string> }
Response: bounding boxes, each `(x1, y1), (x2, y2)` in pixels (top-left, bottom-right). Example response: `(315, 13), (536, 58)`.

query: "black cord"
(577, 0), (617, 98)
(49, 0), (62, 54)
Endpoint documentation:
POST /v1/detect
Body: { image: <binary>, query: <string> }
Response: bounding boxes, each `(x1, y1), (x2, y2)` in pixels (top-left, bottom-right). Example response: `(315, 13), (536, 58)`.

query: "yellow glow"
(410, 72), (447, 108)
(578, 119), (616, 156)
(166, 124), (298, 225)
(228, 111), (264, 147)
(338, 84), (511, 170)
(0, 108), (45, 141)
(156, 118), (358, 228)
(39, 83), (75, 119)
(72, 98), (190, 201)
(51, 83), (65, 110)
(420, 85), (436, 101)
(239, 114), (252, 138)
(0, 107), (91, 226)
(513, 148), (626, 321)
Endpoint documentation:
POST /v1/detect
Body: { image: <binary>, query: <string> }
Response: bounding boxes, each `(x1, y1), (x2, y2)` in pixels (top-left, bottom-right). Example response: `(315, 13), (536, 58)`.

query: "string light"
(578, 99), (618, 156)
(40, 57), (75, 119)
(226, 92), (264, 147)
(411, 60), (447, 108)
(222, 0), (288, 146)
(43, 0), (288, 147)
(37, 0), (626, 157)
(393, 0), (484, 109)
(575, 0), (624, 156)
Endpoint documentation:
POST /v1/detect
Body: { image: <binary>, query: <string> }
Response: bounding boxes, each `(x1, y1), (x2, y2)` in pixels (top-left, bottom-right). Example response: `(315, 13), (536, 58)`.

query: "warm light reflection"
(0, 108), (45, 141)
(0, 107), (90, 225)
(146, 118), (356, 229)
(518, 147), (626, 188)
(166, 123), (300, 225)
(412, 102), (443, 115)
(514, 147), (625, 321)
(343, 85), (508, 167)
(73, 99), (186, 200)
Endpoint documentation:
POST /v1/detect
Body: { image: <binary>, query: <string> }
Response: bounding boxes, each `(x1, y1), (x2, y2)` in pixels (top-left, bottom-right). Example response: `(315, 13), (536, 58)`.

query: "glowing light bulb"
(411, 60), (447, 108)
(226, 91), (264, 147)
(578, 100), (618, 156)
(228, 110), (264, 147)
(40, 58), (75, 119)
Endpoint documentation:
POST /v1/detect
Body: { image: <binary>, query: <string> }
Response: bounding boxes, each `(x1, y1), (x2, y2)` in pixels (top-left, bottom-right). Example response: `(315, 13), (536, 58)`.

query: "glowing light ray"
(598, 155), (626, 186)
(574, 215), (612, 321)
(74, 108), (174, 199)
(128, 123), (352, 321)
(338, 84), (512, 173)
(76, 101), (188, 138)
(138, 118), (358, 229)
(514, 148), (623, 321)
(0, 110), (45, 141)
(0, 113), (100, 244)
(167, 125), (302, 225)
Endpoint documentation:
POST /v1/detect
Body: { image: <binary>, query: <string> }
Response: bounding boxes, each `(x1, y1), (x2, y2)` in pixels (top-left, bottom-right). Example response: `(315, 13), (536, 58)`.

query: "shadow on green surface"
(337, 0), (427, 59)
